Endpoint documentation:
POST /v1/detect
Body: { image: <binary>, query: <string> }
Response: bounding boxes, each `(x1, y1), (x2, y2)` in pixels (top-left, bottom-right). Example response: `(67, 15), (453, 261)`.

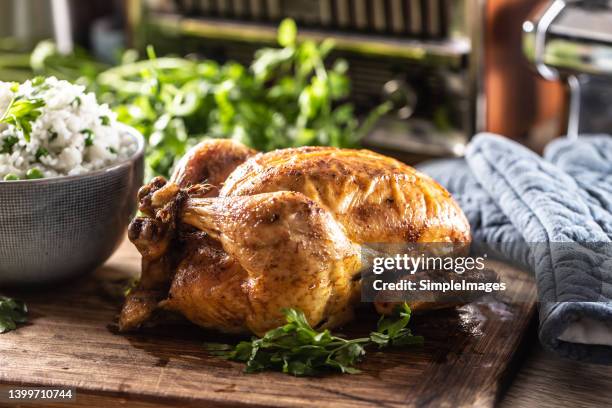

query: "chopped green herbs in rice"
(0, 77), (136, 181)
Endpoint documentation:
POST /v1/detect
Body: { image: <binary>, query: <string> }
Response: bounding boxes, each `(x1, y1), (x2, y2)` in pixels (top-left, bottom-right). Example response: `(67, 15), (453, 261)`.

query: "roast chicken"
(119, 140), (471, 335)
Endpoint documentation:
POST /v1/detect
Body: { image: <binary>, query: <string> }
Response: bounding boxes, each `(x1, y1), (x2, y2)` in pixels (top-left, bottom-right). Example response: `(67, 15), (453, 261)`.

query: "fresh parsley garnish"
(81, 129), (94, 146)
(100, 115), (111, 126)
(0, 98), (45, 142)
(1, 135), (19, 154)
(30, 77), (51, 95)
(31, 76), (45, 87)
(35, 147), (49, 161)
(0, 296), (28, 333)
(204, 303), (422, 376)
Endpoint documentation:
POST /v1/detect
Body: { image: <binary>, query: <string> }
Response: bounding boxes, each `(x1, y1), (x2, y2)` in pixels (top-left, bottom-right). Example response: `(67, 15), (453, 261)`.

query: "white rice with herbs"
(0, 77), (136, 180)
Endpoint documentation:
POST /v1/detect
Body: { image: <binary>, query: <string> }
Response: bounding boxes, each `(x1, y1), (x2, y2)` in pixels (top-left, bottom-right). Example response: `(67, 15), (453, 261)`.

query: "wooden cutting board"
(0, 238), (537, 408)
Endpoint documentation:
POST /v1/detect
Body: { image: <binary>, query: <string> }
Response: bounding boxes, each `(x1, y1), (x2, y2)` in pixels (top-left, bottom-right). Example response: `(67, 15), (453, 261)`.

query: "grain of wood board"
(0, 238), (537, 408)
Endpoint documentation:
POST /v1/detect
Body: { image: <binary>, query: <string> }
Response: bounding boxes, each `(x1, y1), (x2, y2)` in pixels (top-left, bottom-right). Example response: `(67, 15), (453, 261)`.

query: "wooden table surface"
(502, 343), (612, 408)
(5, 344), (611, 408)
(4, 237), (612, 408)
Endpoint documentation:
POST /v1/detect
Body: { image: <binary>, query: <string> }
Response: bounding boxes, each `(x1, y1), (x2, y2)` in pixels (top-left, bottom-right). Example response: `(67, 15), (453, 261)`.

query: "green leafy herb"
(277, 18), (298, 47)
(30, 40), (109, 83)
(0, 97), (45, 142)
(0, 296), (28, 333)
(30, 76), (51, 95)
(31, 76), (45, 87)
(81, 129), (94, 146)
(35, 146), (48, 161)
(204, 303), (422, 376)
(368, 303), (424, 347)
(100, 115), (111, 126)
(1, 135), (19, 154)
(93, 19), (389, 178)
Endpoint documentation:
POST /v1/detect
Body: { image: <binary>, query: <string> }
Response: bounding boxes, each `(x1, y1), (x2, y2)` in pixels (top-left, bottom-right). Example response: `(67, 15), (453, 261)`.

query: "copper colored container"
(485, 0), (566, 150)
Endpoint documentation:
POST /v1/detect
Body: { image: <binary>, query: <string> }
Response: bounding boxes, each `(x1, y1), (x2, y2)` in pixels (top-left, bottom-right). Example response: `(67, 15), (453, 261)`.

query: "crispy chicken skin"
(171, 139), (256, 189)
(220, 147), (469, 244)
(120, 141), (471, 335)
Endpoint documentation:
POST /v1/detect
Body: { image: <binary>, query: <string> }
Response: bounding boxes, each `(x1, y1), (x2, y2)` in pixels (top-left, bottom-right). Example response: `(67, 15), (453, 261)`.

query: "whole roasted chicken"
(119, 140), (471, 335)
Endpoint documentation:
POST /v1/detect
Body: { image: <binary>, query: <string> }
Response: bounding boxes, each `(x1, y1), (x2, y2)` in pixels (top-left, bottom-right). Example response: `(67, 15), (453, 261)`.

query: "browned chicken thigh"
(120, 140), (471, 335)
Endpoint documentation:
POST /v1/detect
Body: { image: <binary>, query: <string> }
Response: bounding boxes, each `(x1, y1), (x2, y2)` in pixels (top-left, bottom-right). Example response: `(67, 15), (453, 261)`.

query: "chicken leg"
(120, 140), (254, 331)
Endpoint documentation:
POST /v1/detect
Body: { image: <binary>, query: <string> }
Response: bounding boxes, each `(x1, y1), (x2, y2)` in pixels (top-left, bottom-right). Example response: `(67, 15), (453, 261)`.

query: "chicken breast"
(120, 141), (470, 335)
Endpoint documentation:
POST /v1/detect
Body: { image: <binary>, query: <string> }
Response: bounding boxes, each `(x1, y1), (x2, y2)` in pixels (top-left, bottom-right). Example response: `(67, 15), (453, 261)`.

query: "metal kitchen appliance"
(523, 0), (612, 137)
(126, 0), (486, 158)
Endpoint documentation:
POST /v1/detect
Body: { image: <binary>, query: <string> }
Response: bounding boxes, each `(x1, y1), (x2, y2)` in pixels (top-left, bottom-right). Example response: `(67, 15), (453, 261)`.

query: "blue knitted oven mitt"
(418, 134), (612, 363)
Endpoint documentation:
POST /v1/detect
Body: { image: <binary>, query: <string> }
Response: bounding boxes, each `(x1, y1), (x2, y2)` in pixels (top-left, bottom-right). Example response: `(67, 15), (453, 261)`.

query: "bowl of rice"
(0, 77), (144, 285)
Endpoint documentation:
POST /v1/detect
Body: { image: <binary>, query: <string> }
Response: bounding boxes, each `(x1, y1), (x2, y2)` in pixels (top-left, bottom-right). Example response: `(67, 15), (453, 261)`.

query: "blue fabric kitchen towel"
(418, 133), (612, 364)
